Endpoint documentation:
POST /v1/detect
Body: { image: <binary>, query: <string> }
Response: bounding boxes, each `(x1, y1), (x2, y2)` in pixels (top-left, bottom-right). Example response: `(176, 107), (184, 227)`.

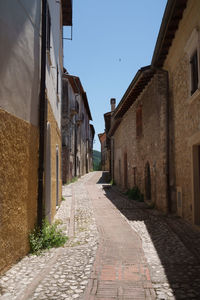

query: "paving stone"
(0, 173), (98, 300)
(1, 172), (200, 300)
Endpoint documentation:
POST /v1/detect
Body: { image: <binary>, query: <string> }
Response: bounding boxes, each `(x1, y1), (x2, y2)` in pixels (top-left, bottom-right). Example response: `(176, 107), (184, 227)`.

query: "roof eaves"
(151, 0), (187, 67)
(114, 66), (154, 119)
(82, 92), (92, 121)
(108, 118), (122, 137)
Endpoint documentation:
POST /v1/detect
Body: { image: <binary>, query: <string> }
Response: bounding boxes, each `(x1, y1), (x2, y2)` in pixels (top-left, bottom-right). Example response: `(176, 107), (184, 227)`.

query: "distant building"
(98, 132), (107, 171)
(0, 0), (72, 274)
(62, 74), (93, 183)
(89, 124), (95, 171)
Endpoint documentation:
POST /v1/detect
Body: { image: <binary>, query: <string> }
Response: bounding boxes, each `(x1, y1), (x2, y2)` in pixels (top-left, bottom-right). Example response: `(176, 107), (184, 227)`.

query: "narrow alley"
(1, 171), (200, 300)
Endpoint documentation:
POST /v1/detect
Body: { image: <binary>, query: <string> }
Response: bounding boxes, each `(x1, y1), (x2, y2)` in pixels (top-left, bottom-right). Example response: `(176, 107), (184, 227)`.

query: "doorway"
(56, 146), (59, 207)
(124, 152), (128, 189)
(192, 145), (200, 224)
(145, 161), (151, 200)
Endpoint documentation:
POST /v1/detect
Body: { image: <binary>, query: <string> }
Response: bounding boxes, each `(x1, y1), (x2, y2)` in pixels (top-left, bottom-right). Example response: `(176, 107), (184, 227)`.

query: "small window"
(190, 50), (198, 95)
(56, 64), (59, 95)
(136, 105), (142, 137)
(75, 100), (79, 113)
(46, 5), (51, 51)
(184, 28), (200, 102)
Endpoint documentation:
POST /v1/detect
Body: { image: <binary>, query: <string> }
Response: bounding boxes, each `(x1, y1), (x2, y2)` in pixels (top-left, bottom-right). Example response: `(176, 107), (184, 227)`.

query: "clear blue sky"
(63, 0), (167, 151)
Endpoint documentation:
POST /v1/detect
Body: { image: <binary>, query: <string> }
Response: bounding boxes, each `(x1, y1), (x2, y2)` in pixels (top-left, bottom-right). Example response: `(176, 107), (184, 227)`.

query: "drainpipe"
(156, 67), (170, 213)
(166, 72), (170, 213)
(37, 0), (47, 228)
(74, 123), (77, 177)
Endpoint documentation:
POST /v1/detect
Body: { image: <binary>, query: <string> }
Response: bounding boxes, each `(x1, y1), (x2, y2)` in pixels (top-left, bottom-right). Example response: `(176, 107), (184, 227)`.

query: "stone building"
(62, 74), (94, 184)
(99, 98), (116, 172)
(151, 0), (200, 224)
(98, 132), (107, 171)
(106, 0), (200, 225)
(0, 0), (72, 274)
(89, 124), (95, 171)
(109, 68), (168, 212)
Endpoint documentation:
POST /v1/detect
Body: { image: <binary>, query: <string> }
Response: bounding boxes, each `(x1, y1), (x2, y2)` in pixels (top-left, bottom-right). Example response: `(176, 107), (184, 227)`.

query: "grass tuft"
(29, 219), (68, 255)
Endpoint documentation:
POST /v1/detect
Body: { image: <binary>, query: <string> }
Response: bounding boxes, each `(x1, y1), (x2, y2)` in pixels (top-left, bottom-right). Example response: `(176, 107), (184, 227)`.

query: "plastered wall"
(0, 110), (39, 274)
(0, 0), (41, 126)
(47, 101), (62, 221)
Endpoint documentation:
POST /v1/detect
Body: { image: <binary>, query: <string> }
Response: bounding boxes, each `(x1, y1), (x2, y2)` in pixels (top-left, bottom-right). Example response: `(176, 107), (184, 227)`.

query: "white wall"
(46, 0), (62, 129)
(0, 0), (41, 126)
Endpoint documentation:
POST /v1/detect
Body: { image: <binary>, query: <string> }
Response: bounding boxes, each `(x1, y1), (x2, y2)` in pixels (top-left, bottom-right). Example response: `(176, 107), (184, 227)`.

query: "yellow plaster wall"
(47, 101), (62, 221)
(0, 109), (39, 274)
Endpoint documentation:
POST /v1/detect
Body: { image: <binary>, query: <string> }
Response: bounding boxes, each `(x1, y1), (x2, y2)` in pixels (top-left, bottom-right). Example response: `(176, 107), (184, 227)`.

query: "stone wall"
(163, 0), (200, 223)
(113, 71), (168, 212)
(0, 109), (39, 274)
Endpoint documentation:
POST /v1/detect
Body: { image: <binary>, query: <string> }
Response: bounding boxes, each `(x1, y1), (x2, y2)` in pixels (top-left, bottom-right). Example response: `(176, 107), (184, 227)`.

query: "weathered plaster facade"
(0, 0), (72, 274)
(0, 109), (39, 274)
(0, 0), (41, 274)
(45, 101), (62, 222)
(62, 74), (93, 183)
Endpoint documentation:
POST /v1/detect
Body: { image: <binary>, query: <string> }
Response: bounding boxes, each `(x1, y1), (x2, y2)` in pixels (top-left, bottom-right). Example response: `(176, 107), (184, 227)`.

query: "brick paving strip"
(105, 184), (200, 299)
(83, 172), (155, 300)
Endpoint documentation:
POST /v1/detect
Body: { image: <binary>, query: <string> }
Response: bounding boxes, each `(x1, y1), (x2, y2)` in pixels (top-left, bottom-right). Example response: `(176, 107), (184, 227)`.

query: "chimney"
(110, 98), (116, 112)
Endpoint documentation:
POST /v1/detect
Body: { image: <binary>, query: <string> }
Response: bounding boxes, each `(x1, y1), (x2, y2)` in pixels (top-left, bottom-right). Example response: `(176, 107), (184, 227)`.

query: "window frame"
(185, 28), (200, 103)
(190, 50), (198, 95)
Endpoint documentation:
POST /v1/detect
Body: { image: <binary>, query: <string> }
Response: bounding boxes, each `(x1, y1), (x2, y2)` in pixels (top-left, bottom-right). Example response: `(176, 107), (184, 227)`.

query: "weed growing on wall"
(29, 219), (68, 255)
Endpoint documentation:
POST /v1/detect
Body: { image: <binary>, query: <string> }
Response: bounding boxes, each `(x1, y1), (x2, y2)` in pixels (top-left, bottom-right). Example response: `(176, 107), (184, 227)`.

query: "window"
(136, 105), (142, 137)
(190, 50), (198, 95)
(56, 64), (59, 98)
(185, 28), (200, 102)
(46, 5), (51, 51)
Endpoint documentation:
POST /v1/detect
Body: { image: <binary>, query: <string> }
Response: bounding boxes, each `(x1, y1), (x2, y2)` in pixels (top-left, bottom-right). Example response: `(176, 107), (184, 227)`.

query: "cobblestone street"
(1, 171), (200, 299)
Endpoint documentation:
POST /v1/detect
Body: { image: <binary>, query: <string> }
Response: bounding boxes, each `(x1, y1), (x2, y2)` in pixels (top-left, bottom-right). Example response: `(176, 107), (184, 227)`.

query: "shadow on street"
(97, 172), (200, 299)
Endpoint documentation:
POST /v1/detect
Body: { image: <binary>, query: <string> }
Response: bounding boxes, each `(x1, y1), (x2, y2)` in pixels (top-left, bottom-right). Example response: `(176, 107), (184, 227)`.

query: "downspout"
(157, 67), (170, 213)
(74, 123), (77, 177)
(37, 0), (47, 228)
(166, 71), (171, 212)
(112, 137), (114, 183)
